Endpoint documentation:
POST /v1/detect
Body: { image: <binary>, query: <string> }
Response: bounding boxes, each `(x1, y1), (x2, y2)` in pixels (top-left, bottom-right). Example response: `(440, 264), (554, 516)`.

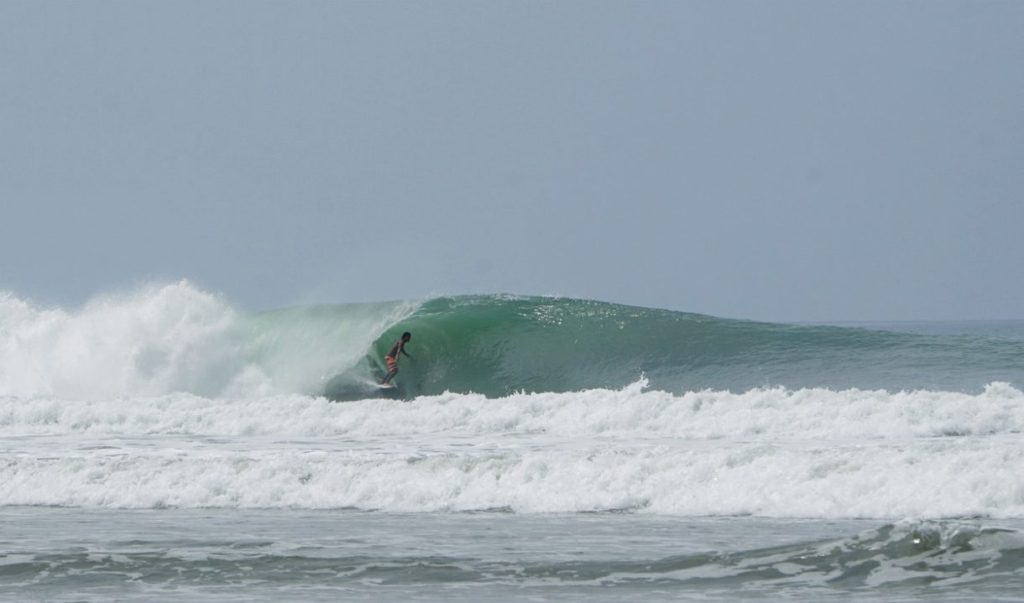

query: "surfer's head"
(402, 332), (412, 342)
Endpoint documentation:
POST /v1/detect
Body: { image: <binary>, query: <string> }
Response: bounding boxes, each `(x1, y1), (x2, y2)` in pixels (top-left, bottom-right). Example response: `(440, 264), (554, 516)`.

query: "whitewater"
(3, 281), (1024, 601)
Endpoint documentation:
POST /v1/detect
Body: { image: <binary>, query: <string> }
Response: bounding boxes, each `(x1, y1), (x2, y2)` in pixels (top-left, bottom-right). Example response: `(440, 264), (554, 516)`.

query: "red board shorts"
(386, 356), (398, 372)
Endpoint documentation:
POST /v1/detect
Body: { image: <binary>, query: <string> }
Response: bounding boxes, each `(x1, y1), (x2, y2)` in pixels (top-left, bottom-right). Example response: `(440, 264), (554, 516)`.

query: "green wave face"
(370, 295), (684, 396)
(300, 295), (1024, 400)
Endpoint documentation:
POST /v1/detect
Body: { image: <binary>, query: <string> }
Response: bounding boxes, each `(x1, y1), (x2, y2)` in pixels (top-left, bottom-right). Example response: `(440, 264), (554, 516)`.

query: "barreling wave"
(2, 281), (1023, 400)
(335, 295), (1024, 399)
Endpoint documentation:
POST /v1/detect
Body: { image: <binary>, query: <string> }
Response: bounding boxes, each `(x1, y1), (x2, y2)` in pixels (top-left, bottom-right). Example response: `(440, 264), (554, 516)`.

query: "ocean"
(2, 281), (1024, 601)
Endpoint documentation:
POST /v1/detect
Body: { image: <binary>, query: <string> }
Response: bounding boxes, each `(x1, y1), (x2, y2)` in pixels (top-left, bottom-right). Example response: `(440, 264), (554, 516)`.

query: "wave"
(524, 521), (1024, 591)
(2, 281), (1022, 400)
(4, 382), (1024, 517)
(9, 520), (1024, 594)
(6, 283), (1024, 519)
(612, 521), (1024, 591)
(0, 282), (259, 399)
(4, 380), (1024, 440)
(334, 295), (1024, 398)
(3, 429), (1023, 516)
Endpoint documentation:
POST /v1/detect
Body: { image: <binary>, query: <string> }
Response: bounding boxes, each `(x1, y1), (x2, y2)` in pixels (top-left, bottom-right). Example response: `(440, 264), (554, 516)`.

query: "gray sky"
(1, 1), (1021, 322)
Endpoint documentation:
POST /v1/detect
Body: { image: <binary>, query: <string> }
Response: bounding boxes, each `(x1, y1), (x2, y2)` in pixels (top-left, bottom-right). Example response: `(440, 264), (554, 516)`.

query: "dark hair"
(402, 331), (412, 340)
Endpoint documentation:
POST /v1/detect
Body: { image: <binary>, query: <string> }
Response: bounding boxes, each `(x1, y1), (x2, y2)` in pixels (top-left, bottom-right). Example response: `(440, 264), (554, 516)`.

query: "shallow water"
(4, 508), (1024, 602)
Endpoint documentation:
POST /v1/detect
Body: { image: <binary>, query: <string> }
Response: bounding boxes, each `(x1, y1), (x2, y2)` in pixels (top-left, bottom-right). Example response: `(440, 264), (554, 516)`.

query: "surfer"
(381, 332), (412, 385)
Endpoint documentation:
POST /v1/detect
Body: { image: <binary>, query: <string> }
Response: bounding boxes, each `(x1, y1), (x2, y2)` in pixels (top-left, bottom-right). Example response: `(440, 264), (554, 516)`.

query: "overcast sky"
(1, 1), (1021, 322)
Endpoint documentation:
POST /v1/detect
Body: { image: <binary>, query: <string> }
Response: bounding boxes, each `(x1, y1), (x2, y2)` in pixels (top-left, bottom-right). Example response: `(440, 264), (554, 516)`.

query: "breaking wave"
(2, 281), (1022, 400)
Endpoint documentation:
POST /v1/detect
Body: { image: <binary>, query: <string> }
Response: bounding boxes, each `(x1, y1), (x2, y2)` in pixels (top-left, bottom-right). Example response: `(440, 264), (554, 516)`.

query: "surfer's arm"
(401, 344), (412, 359)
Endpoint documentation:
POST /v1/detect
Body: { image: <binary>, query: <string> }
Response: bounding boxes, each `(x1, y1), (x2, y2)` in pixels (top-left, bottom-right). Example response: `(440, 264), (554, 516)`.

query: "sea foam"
(0, 282), (256, 399)
(3, 379), (1022, 440)
(3, 382), (1024, 518)
(2, 424), (1023, 517)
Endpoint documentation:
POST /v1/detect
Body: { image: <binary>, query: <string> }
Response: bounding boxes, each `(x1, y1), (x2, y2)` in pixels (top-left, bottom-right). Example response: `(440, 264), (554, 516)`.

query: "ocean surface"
(3, 281), (1024, 601)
